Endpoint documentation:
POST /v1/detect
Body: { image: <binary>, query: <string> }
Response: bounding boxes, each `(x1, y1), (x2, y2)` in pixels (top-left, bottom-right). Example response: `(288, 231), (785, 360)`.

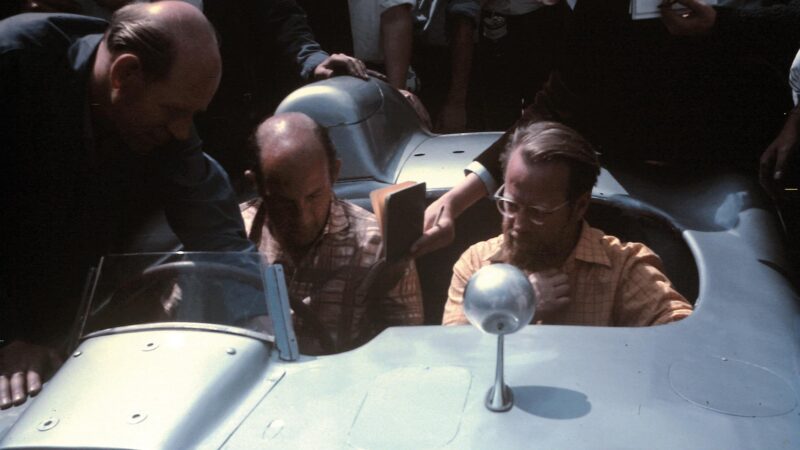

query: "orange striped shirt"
(443, 223), (693, 327)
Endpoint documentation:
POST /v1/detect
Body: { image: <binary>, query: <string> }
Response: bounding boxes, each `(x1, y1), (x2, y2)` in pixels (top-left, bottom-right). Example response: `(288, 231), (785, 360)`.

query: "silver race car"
(1, 77), (797, 449)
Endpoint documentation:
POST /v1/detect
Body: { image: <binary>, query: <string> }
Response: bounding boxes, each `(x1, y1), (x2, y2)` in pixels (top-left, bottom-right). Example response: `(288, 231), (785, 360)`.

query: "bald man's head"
(250, 113), (341, 253)
(96, 1), (221, 153)
(253, 113), (339, 187)
(106, 1), (218, 81)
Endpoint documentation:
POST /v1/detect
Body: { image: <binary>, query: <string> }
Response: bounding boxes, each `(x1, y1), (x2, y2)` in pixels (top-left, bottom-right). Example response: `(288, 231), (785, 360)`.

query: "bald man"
(242, 113), (423, 355)
(0, 2), (252, 408)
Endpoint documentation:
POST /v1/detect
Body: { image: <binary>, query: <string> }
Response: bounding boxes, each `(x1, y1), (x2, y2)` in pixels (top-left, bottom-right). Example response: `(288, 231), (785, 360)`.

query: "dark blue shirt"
(0, 13), (255, 343)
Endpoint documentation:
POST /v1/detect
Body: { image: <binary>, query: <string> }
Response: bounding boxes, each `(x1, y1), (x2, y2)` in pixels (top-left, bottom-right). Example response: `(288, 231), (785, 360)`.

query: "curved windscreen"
(77, 252), (272, 339)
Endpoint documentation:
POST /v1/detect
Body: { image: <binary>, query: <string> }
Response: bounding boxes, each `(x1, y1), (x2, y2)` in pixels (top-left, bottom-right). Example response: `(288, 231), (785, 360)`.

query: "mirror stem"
(486, 334), (513, 412)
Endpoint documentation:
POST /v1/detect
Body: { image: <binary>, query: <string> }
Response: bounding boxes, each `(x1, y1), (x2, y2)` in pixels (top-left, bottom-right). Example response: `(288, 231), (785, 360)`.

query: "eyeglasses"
(494, 184), (570, 225)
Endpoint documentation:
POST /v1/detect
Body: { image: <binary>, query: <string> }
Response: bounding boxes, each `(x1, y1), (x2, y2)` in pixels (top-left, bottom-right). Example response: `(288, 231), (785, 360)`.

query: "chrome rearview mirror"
(464, 263), (535, 412)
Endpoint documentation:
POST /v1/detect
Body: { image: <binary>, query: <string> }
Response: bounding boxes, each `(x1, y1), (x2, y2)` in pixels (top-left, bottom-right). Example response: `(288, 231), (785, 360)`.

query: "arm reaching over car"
(411, 172), (489, 257)
(313, 53), (369, 80)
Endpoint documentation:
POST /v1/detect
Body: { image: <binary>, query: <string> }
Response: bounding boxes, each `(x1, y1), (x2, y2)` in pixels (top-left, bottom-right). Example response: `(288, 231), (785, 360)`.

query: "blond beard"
(503, 220), (583, 272)
(503, 230), (564, 272)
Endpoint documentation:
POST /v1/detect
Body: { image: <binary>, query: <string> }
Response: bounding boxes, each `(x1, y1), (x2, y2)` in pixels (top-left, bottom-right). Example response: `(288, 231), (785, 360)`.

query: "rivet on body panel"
(37, 417), (59, 431)
(142, 342), (158, 351)
(226, 348), (237, 355)
(262, 419), (285, 440)
(128, 412), (147, 424)
(72, 351), (82, 357)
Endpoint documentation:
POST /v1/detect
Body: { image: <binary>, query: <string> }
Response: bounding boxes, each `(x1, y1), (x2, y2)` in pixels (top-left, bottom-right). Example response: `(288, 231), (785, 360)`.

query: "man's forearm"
(163, 153), (254, 253)
(441, 172), (491, 217)
(381, 3), (413, 90)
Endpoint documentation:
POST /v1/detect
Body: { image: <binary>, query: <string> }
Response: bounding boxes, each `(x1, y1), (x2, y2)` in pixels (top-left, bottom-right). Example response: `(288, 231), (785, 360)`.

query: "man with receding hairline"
(0, 2), (252, 408)
(443, 122), (692, 327)
(241, 112), (423, 355)
(90, 2), (222, 153)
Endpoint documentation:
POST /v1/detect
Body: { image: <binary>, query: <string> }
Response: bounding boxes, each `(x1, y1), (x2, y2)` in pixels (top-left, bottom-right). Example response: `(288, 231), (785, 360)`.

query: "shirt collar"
(570, 221), (612, 268)
(488, 242), (506, 264)
(486, 221), (610, 268)
(324, 197), (349, 236)
(257, 196), (349, 265)
(68, 33), (103, 75)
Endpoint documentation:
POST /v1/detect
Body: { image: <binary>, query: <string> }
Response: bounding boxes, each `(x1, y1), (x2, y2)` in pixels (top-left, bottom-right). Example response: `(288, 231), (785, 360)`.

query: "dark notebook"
(370, 181), (426, 263)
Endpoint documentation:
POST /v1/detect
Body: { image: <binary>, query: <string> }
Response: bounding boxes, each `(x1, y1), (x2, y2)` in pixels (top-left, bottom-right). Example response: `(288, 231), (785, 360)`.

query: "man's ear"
(109, 53), (144, 92)
(330, 159), (342, 184)
(572, 190), (591, 220)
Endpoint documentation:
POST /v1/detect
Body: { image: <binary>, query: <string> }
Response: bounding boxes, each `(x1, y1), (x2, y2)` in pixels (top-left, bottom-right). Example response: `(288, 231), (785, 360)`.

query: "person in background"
(348, 0), (415, 91)
(412, 0), (800, 258)
(438, 0), (569, 132)
(347, 0), (432, 128)
(197, 0), (370, 189)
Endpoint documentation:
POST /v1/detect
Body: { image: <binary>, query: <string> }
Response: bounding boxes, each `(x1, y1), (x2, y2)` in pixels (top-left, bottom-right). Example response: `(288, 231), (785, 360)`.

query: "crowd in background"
(3, 0), (798, 183)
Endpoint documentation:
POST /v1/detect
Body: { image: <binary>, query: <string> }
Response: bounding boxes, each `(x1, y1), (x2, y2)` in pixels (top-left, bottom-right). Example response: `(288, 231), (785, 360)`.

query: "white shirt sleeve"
(465, 160), (499, 197)
(789, 49), (800, 106)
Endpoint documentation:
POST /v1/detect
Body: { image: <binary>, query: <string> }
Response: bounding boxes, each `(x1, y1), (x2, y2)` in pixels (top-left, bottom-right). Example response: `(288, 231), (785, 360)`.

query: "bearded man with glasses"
(442, 122), (692, 326)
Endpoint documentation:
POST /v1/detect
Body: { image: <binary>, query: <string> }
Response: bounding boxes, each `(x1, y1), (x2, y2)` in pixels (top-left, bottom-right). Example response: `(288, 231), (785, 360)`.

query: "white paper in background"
(631, 0), (718, 20)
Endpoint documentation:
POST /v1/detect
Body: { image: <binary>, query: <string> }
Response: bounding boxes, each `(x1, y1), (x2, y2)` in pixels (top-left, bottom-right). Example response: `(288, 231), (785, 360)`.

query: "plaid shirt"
(443, 222), (693, 327)
(242, 198), (423, 353)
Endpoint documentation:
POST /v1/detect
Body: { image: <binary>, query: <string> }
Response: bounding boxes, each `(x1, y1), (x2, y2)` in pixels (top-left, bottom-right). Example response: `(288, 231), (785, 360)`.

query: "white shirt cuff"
(465, 161), (499, 197)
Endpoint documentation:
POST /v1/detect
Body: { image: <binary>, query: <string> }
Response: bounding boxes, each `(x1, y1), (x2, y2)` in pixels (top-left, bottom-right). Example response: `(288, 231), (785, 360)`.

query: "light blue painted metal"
(348, 366), (471, 449)
(0, 326), (274, 449)
(1, 77), (798, 450)
(262, 264), (298, 361)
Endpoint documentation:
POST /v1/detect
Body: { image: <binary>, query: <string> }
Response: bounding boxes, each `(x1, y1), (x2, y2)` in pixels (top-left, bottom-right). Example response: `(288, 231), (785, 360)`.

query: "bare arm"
(380, 3), (414, 90)
(411, 172), (489, 257)
(436, 14), (475, 133)
(760, 106), (800, 195)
